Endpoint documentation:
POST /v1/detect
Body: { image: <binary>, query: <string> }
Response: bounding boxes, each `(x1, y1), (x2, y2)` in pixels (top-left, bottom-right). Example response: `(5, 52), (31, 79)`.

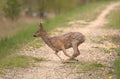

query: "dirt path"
(1, 2), (120, 79)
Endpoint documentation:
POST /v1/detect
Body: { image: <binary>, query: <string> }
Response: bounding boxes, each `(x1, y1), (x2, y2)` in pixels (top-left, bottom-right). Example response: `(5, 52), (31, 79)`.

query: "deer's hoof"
(72, 59), (79, 61)
(61, 60), (70, 63)
(62, 59), (79, 63)
(67, 58), (79, 61)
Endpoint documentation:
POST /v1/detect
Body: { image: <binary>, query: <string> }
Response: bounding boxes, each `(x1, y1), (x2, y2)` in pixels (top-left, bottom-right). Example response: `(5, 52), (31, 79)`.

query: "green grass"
(115, 47), (120, 56)
(0, 23), (38, 59)
(81, 62), (105, 71)
(114, 58), (120, 79)
(65, 61), (105, 73)
(105, 6), (120, 29)
(0, 55), (44, 69)
(0, 0), (115, 68)
(67, 2), (108, 22)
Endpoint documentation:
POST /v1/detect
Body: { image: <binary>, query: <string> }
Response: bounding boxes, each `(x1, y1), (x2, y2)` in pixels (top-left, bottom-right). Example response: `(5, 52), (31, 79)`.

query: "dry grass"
(0, 17), (40, 39)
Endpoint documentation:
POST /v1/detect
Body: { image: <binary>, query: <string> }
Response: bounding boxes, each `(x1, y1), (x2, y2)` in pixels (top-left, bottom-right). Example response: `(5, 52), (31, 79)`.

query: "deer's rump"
(50, 32), (85, 50)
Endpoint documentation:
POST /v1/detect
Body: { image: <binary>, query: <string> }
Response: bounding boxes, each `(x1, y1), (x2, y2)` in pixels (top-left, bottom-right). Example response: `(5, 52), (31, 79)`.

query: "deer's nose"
(33, 35), (36, 37)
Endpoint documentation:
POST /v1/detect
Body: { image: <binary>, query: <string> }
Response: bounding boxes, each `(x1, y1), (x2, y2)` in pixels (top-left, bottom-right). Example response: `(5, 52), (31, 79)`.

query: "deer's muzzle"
(33, 35), (37, 37)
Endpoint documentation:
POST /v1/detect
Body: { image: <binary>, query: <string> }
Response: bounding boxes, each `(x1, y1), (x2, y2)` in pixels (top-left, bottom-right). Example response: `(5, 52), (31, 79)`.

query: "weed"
(65, 61), (105, 74)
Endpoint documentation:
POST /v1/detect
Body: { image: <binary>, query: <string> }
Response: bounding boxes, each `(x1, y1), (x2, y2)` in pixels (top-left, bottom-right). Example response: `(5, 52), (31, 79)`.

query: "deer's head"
(33, 23), (44, 37)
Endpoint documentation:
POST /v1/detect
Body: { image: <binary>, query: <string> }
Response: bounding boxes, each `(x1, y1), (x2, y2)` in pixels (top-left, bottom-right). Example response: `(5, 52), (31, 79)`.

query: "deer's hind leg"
(70, 41), (80, 60)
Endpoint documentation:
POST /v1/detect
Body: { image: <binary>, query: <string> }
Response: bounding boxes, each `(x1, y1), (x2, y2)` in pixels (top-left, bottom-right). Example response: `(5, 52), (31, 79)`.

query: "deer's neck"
(40, 31), (51, 44)
(40, 30), (55, 50)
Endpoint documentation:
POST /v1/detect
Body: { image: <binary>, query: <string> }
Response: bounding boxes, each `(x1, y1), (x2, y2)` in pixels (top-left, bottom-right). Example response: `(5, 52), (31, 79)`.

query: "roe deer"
(33, 23), (85, 62)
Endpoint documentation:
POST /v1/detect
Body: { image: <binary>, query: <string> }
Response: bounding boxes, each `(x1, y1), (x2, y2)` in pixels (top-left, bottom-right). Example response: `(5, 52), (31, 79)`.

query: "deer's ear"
(39, 23), (43, 29)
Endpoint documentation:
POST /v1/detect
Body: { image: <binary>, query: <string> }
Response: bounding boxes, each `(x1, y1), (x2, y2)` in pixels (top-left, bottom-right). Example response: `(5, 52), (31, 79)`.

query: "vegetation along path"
(1, 1), (120, 79)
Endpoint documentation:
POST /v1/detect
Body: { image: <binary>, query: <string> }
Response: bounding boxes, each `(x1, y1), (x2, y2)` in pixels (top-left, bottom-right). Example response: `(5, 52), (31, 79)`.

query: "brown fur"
(33, 23), (85, 62)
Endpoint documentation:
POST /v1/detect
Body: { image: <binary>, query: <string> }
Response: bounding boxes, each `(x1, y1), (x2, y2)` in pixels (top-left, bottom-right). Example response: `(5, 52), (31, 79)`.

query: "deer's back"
(50, 32), (85, 50)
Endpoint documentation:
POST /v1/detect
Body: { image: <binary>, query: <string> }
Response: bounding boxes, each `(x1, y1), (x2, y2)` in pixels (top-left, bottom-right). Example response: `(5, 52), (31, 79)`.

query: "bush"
(3, 0), (22, 20)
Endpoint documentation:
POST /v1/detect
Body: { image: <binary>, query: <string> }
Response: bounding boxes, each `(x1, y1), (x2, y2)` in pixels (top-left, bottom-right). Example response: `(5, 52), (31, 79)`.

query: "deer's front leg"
(54, 51), (64, 62)
(62, 46), (71, 58)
